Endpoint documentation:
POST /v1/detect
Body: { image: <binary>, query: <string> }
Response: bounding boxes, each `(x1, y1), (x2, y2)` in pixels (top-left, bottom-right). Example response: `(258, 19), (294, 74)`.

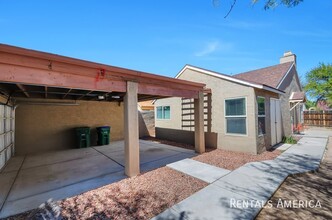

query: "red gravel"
(6, 167), (207, 220)
(61, 167), (207, 219)
(193, 149), (281, 170)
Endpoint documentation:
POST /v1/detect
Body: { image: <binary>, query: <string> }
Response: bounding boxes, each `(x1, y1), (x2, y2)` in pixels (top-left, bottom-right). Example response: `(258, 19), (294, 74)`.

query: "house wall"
(154, 97), (182, 130)
(254, 89), (279, 153)
(278, 65), (302, 136)
(15, 98), (124, 155)
(155, 69), (259, 154)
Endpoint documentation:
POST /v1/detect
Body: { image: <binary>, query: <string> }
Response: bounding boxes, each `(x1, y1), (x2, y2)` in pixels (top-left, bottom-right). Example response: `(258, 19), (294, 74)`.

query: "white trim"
(257, 96), (266, 136)
(276, 62), (295, 88)
(224, 97), (248, 136)
(177, 65), (284, 94)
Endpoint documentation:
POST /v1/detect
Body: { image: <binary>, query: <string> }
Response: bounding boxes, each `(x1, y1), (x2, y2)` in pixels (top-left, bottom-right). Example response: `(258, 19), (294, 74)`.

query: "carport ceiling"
(0, 82), (159, 103)
(0, 44), (206, 103)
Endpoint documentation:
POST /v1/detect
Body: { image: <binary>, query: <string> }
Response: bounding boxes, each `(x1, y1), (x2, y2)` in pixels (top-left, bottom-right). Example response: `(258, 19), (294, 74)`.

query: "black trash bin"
(96, 126), (111, 145)
(75, 127), (91, 148)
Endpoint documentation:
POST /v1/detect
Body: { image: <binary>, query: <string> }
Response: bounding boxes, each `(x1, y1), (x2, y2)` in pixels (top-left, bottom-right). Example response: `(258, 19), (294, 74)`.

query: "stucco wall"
(15, 98), (124, 155)
(156, 127), (218, 148)
(254, 89), (279, 153)
(176, 69), (258, 154)
(154, 97), (182, 130)
(179, 69), (257, 154)
(278, 66), (302, 136)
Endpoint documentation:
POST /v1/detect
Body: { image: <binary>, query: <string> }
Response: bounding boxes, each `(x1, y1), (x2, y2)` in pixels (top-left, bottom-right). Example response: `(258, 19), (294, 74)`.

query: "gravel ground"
(5, 138), (281, 219)
(5, 167), (207, 220)
(193, 148), (281, 170)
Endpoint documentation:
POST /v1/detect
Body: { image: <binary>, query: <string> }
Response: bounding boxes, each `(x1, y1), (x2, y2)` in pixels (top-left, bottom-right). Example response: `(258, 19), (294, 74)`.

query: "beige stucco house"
(155, 52), (304, 154)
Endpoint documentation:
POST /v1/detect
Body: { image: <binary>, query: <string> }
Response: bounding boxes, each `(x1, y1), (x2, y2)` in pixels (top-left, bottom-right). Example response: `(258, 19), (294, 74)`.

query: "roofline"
(0, 44), (205, 90)
(276, 62), (295, 89)
(176, 65), (284, 94)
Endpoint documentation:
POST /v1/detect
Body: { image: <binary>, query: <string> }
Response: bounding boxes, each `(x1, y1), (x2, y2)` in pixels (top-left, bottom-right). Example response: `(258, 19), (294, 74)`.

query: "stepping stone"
(167, 158), (230, 183)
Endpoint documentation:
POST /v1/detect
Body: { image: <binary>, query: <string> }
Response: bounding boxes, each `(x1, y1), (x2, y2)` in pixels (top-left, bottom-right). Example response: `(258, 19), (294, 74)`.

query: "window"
(156, 106), (170, 119)
(257, 97), (266, 135)
(225, 98), (247, 135)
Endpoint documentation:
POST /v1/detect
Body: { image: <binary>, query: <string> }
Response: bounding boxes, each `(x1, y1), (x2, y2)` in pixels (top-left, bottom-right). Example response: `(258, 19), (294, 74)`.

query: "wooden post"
(124, 81), (140, 177)
(194, 91), (205, 153)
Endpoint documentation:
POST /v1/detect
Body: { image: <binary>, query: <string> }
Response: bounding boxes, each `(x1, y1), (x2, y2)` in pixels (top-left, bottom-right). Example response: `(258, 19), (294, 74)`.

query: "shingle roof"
(176, 65), (285, 94)
(233, 62), (294, 89)
(290, 92), (306, 101)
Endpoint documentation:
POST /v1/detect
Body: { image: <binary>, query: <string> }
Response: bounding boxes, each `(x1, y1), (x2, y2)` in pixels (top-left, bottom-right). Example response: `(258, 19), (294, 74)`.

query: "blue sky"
(1, 0), (331, 83)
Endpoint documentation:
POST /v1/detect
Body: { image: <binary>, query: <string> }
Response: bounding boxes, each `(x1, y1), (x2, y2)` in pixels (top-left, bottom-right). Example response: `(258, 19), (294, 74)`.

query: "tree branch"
(224, 0), (237, 18)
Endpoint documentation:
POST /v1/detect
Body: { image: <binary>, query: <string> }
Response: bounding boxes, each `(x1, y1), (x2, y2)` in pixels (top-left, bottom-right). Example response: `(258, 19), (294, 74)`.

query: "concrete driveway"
(0, 140), (196, 218)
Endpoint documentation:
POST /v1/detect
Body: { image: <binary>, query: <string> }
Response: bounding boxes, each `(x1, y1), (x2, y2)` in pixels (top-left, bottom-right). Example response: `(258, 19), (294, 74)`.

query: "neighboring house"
(316, 100), (331, 111)
(154, 52), (304, 154)
(138, 101), (154, 111)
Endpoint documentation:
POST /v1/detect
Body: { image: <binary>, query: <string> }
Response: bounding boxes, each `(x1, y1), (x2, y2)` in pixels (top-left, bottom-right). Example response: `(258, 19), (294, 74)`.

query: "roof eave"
(177, 65), (284, 94)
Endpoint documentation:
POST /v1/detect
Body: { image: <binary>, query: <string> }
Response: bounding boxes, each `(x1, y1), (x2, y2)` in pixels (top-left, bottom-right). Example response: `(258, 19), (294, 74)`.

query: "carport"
(0, 44), (206, 177)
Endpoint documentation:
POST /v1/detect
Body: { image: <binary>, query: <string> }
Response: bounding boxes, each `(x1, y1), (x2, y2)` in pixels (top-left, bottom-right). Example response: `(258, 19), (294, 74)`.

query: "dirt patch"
(256, 137), (332, 220)
(193, 149), (281, 170)
(6, 167), (207, 220)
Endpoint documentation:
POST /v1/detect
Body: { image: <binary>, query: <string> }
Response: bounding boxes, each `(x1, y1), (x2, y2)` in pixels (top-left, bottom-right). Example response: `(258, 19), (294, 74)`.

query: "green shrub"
(282, 136), (297, 144)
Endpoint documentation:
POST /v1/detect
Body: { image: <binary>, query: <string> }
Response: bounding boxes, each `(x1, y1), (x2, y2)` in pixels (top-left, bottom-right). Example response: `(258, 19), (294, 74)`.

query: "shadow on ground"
(256, 161), (332, 220)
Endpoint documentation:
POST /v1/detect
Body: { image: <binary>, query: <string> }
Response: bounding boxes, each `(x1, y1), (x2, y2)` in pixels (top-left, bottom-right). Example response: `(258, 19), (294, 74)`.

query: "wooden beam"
(0, 48), (205, 93)
(0, 63), (127, 93)
(77, 90), (93, 100)
(138, 83), (199, 99)
(62, 88), (72, 99)
(16, 84), (30, 98)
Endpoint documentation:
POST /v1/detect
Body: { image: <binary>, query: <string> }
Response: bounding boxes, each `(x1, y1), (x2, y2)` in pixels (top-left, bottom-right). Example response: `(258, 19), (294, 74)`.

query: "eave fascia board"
(177, 65), (284, 94)
(276, 62), (295, 89)
(177, 65), (263, 88)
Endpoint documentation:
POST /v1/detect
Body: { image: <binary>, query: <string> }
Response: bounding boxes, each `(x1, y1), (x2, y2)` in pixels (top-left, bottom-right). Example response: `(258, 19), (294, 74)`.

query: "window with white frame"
(257, 96), (266, 135)
(156, 106), (170, 119)
(225, 97), (247, 135)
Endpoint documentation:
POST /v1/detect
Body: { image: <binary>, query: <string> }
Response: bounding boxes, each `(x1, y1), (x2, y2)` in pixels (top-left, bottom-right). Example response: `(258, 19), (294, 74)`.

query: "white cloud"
(194, 40), (233, 57)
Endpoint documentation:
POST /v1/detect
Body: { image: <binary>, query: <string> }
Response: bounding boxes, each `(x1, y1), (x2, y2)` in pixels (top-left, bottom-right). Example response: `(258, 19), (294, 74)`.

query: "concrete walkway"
(153, 128), (330, 220)
(0, 140), (196, 218)
(167, 158), (230, 183)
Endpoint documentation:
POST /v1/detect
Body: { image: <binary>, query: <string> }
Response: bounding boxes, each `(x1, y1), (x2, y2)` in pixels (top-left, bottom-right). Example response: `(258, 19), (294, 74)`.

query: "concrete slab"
(0, 140), (193, 218)
(8, 154), (123, 201)
(167, 159), (230, 183)
(302, 127), (332, 138)
(141, 140), (195, 154)
(100, 143), (195, 167)
(1, 156), (24, 173)
(274, 143), (292, 151)
(141, 153), (196, 173)
(22, 147), (100, 169)
(157, 184), (257, 220)
(151, 207), (188, 220)
(214, 163), (287, 202)
(0, 171), (126, 218)
(0, 172), (17, 210)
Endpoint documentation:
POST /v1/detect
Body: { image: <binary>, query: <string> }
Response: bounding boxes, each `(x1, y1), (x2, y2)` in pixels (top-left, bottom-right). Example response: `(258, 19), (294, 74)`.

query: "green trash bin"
(96, 126), (111, 146)
(75, 127), (91, 148)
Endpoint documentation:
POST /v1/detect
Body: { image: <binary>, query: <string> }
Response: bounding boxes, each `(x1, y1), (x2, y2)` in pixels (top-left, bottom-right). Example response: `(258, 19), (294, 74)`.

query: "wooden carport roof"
(0, 44), (205, 102)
